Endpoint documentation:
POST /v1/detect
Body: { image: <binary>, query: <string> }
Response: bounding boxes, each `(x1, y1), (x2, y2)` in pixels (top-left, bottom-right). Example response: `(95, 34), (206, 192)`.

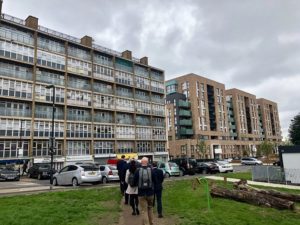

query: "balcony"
(178, 100), (191, 108)
(68, 81), (91, 91)
(180, 128), (194, 136)
(179, 119), (192, 126)
(135, 94), (150, 102)
(179, 110), (191, 117)
(116, 90), (133, 99)
(94, 116), (113, 123)
(151, 97), (165, 104)
(0, 109), (32, 118)
(93, 85), (113, 95)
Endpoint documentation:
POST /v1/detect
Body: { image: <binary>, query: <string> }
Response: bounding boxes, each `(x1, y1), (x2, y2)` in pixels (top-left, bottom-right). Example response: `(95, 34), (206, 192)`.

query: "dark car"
(28, 163), (56, 180)
(169, 158), (196, 175)
(0, 165), (20, 181)
(195, 162), (219, 174)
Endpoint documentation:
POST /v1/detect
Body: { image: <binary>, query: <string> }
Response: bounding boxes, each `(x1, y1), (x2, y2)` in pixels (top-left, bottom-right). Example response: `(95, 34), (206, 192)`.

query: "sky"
(3, 0), (300, 139)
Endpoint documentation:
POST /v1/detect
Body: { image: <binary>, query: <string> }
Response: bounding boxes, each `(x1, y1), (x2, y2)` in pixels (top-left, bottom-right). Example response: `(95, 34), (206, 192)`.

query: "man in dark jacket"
(117, 155), (129, 204)
(152, 161), (164, 218)
(134, 157), (154, 225)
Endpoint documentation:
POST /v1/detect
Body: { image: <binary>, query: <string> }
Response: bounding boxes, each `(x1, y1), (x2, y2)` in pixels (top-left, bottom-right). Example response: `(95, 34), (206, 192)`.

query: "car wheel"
(38, 173), (42, 180)
(102, 177), (108, 184)
(165, 173), (170, 178)
(72, 178), (79, 187)
(53, 178), (58, 186)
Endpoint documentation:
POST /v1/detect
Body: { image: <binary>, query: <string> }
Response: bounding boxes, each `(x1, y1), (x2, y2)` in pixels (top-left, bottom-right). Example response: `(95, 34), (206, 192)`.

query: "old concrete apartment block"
(0, 7), (167, 168)
(166, 73), (281, 159)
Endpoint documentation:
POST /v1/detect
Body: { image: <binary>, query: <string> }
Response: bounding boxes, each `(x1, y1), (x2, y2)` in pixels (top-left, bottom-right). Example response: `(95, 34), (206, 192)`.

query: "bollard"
(224, 176), (227, 185)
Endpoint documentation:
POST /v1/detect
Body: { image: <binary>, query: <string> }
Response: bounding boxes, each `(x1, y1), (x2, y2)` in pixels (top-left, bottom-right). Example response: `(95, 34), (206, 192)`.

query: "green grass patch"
(217, 171), (252, 180)
(0, 187), (121, 225)
(163, 179), (300, 225)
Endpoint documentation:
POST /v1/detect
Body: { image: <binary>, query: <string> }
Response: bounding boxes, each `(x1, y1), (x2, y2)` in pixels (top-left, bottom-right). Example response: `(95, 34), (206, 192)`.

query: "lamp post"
(46, 85), (55, 190)
(18, 119), (24, 178)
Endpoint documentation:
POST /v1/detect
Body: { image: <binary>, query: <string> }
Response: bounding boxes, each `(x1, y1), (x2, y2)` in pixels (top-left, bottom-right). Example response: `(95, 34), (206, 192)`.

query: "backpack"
(128, 172), (135, 187)
(138, 167), (152, 190)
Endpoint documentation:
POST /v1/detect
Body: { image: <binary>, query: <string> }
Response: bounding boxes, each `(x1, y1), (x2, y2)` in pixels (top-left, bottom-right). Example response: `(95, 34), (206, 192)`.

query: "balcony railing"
(35, 111), (64, 120)
(68, 82), (91, 90)
(179, 110), (191, 117)
(179, 119), (192, 126)
(116, 90), (133, 98)
(0, 109), (31, 118)
(94, 116), (113, 123)
(135, 94), (150, 101)
(151, 97), (164, 104)
(178, 100), (191, 108)
(136, 118), (151, 126)
(93, 86), (114, 95)
(180, 128), (194, 136)
(67, 115), (91, 122)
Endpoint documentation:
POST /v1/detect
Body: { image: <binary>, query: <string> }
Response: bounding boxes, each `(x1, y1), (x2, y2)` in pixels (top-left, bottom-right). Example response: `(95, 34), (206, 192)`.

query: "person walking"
(117, 155), (129, 204)
(134, 157), (154, 225)
(22, 161), (28, 176)
(152, 161), (164, 218)
(125, 160), (139, 215)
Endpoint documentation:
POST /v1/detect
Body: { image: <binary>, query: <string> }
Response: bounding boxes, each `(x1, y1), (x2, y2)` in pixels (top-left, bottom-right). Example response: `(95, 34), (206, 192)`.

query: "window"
(37, 36), (65, 54)
(0, 119), (31, 137)
(136, 141), (151, 153)
(35, 85), (64, 103)
(115, 71), (133, 86)
(150, 70), (163, 81)
(67, 123), (91, 138)
(37, 50), (65, 70)
(94, 141), (114, 155)
(154, 142), (166, 152)
(93, 125), (114, 138)
(135, 65), (149, 77)
(117, 141), (134, 153)
(67, 58), (91, 76)
(67, 141), (90, 156)
(135, 101), (151, 114)
(151, 80), (164, 93)
(67, 90), (91, 107)
(152, 104), (165, 116)
(0, 101), (31, 117)
(116, 126), (135, 139)
(0, 61), (32, 80)
(93, 64), (114, 81)
(34, 120), (64, 138)
(152, 128), (166, 140)
(136, 127), (152, 139)
(1, 25), (34, 46)
(68, 45), (91, 61)
(67, 108), (91, 121)
(36, 70), (64, 86)
(32, 140), (62, 156)
(135, 76), (150, 90)
(93, 94), (114, 110)
(115, 98), (134, 111)
(0, 78), (32, 99)
(0, 140), (29, 158)
(93, 53), (113, 67)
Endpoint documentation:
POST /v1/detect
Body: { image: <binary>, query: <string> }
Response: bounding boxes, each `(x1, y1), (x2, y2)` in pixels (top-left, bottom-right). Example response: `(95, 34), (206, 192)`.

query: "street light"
(46, 84), (55, 190)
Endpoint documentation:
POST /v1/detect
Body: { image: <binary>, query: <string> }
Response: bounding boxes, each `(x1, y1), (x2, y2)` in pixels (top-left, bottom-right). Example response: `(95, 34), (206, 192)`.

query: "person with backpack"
(152, 161), (164, 218)
(133, 157), (154, 225)
(125, 160), (139, 215)
(117, 155), (129, 204)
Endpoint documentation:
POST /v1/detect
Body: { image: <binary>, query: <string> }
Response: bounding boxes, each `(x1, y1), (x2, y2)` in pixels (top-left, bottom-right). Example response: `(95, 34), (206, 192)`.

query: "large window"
(94, 125), (114, 138)
(135, 65), (149, 77)
(67, 90), (91, 107)
(117, 141), (134, 154)
(136, 115), (151, 126)
(93, 53), (113, 67)
(34, 120), (64, 138)
(66, 123), (91, 138)
(115, 98), (134, 112)
(115, 58), (133, 73)
(152, 117), (165, 127)
(93, 82), (113, 95)
(136, 127), (152, 139)
(135, 101), (151, 115)
(94, 141), (114, 155)
(154, 142), (166, 152)
(115, 71), (133, 86)
(152, 128), (166, 140)
(136, 141), (151, 153)
(0, 119), (31, 137)
(94, 111), (114, 123)
(67, 76), (91, 90)
(0, 61), (32, 81)
(1, 25), (34, 46)
(135, 90), (150, 101)
(37, 36), (65, 54)
(93, 94), (114, 110)
(152, 104), (165, 116)
(0, 140), (29, 158)
(135, 76), (150, 90)
(36, 69), (64, 86)
(35, 85), (64, 103)
(68, 45), (91, 61)
(67, 141), (90, 156)
(93, 64), (114, 82)
(67, 108), (91, 121)
(0, 101), (31, 118)
(116, 86), (133, 98)
(151, 80), (164, 93)
(116, 113), (133, 125)
(32, 140), (62, 156)
(0, 78), (32, 99)
(116, 126), (135, 139)
(37, 50), (65, 70)
(67, 58), (92, 76)
(35, 104), (64, 120)
(0, 40), (34, 63)
(150, 70), (164, 81)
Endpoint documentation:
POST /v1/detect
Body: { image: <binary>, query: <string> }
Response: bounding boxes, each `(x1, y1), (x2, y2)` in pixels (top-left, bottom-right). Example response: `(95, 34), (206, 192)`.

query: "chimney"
(25, 16), (38, 29)
(122, 50), (132, 60)
(80, 35), (93, 47)
(140, 57), (148, 66)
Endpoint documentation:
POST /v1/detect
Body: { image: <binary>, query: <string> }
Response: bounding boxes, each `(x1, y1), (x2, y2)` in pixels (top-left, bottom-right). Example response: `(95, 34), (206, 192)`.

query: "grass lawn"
(216, 171), (252, 180)
(163, 179), (300, 225)
(0, 187), (121, 225)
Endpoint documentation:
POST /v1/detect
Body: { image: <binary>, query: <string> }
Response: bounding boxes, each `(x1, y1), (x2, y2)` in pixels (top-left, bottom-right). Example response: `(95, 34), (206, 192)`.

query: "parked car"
(223, 158), (233, 163)
(241, 157), (263, 165)
(169, 158), (196, 175)
(27, 163), (56, 180)
(53, 164), (101, 186)
(156, 161), (182, 177)
(0, 165), (20, 181)
(214, 162), (234, 173)
(273, 160), (282, 166)
(99, 165), (119, 183)
(195, 162), (219, 174)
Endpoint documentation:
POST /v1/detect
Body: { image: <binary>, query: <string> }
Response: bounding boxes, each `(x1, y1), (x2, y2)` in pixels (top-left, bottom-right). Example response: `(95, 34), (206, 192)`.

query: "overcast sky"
(3, 0), (300, 139)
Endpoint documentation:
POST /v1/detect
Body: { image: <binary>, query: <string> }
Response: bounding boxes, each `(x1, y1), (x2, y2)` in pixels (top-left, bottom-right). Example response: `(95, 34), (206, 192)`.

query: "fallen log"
(233, 180), (300, 202)
(210, 186), (295, 210)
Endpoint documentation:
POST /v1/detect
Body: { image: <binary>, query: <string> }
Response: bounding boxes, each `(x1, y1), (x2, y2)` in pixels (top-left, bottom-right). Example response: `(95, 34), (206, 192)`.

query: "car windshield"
(169, 162), (178, 167)
(81, 165), (98, 171)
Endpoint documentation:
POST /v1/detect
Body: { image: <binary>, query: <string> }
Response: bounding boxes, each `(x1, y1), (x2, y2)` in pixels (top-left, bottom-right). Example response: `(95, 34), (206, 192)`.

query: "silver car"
(241, 157), (263, 165)
(99, 165), (119, 184)
(53, 164), (102, 186)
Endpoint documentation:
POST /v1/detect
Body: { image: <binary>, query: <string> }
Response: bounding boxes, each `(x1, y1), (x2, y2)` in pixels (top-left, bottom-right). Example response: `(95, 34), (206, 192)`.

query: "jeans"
(130, 194), (139, 212)
(139, 195), (154, 225)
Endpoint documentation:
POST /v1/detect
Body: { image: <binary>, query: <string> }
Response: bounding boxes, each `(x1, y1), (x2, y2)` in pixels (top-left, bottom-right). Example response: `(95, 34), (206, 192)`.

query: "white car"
(241, 157), (263, 165)
(214, 162), (233, 173)
(99, 165), (120, 183)
(53, 164), (102, 186)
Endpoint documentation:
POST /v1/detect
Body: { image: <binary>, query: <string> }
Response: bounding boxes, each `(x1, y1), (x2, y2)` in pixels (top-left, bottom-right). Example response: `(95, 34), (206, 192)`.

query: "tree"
(258, 140), (274, 164)
(196, 139), (207, 159)
(289, 113), (300, 145)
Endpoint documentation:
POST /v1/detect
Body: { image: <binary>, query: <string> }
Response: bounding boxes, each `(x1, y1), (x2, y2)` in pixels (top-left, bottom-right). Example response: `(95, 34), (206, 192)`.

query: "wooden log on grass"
(234, 179), (300, 202)
(210, 186), (295, 210)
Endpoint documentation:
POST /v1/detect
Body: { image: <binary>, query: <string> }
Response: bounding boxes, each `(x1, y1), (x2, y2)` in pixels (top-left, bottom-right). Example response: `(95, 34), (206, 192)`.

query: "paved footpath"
(205, 176), (300, 190)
